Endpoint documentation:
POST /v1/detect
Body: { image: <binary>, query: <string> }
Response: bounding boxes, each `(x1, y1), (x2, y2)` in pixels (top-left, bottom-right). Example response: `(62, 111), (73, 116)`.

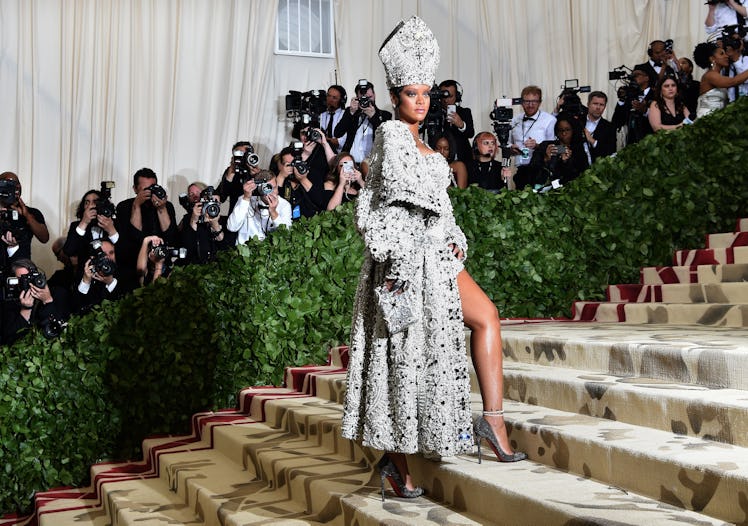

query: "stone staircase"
(8, 324), (748, 525)
(572, 218), (748, 327)
(6, 222), (748, 525)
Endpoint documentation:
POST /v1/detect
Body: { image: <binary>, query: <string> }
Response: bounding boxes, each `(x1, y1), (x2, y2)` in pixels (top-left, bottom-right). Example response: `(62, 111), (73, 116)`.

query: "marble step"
(499, 321), (748, 390)
(501, 397), (748, 525)
(673, 245), (748, 266)
(572, 300), (748, 328)
(236, 378), (748, 525)
(706, 231), (748, 248)
(606, 282), (748, 303)
(31, 399), (729, 526)
(640, 263), (748, 285)
(502, 361), (748, 447)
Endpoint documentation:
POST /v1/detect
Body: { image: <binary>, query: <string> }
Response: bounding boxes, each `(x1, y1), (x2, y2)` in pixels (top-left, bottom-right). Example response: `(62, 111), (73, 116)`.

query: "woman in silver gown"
(341, 16), (525, 501)
(693, 41), (748, 118)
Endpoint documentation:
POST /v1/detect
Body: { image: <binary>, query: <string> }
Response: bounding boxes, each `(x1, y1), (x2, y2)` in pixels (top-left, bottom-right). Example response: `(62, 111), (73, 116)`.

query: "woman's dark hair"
(75, 190), (101, 220)
(435, 134), (458, 162)
(554, 115), (585, 145)
(693, 42), (717, 70)
(389, 87), (404, 107)
(653, 74), (686, 116)
(327, 152), (355, 185)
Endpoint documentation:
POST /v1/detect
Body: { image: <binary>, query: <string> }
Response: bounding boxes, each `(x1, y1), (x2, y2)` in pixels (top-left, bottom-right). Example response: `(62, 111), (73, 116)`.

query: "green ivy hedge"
(2, 98), (748, 515)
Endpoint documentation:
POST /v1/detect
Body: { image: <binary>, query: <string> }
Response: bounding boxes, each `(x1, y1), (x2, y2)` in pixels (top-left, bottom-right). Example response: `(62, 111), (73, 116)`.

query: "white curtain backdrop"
(1, 0), (706, 271)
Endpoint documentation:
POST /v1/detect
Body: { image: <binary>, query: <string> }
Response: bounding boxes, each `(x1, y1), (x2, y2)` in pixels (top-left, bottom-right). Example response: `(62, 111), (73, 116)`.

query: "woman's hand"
(449, 243), (464, 260)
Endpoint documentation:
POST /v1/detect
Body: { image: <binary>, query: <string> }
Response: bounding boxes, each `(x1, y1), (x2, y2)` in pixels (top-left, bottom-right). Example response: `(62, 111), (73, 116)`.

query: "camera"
(6, 270), (47, 299)
(200, 186), (221, 219)
(664, 39), (674, 54)
(40, 314), (67, 339)
(357, 78), (372, 108)
(489, 97), (514, 156)
(557, 79), (590, 118)
(90, 239), (116, 277)
(285, 89), (327, 121)
(0, 208), (28, 242)
(233, 145), (261, 184)
(96, 181), (116, 218)
(146, 184), (166, 200)
(0, 179), (18, 207)
(149, 242), (186, 277)
(289, 141), (309, 176)
(555, 144), (568, 156)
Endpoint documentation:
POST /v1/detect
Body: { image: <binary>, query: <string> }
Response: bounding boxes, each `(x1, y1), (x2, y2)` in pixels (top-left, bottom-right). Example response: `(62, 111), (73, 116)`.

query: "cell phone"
(342, 160), (354, 173)
(447, 104), (457, 114)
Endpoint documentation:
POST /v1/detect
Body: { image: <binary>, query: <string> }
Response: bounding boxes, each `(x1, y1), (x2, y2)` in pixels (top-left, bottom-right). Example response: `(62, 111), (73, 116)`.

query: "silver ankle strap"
(482, 410), (504, 416)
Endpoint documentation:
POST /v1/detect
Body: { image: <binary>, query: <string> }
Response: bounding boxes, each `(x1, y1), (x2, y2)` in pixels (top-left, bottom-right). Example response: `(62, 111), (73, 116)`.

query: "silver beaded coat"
(341, 120), (474, 457)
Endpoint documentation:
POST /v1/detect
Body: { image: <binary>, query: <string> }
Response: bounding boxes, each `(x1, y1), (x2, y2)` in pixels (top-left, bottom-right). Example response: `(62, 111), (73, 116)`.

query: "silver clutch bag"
(375, 281), (417, 334)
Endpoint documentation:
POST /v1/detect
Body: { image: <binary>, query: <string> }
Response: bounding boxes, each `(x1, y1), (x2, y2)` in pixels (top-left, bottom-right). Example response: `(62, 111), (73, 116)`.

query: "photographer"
(2, 258), (69, 345)
(177, 182), (228, 263)
(115, 168), (177, 286)
(292, 118), (337, 187)
(724, 32), (748, 101)
(340, 80), (392, 162)
(75, 239), (129, 314)
(510, 86), (557, 189)
(136, 235), (183, 286)
(706, 0), (746, 35)
(324, 153), (365, 211)
(227, 170), (291, 243)
(528, 115), (589, 188)
(0, 172), (50, 261)
(63, 188), (119, 275)
(612, 69), (654, 145)
(319, 85), (349, 152)
(584, 91), (617, 162)
(467, 132), (514, 192)
(215, 141), (261, 215)
(274, 146), (324, 220)
(634, 40), (674, 89)
(437, 79), (475, 163)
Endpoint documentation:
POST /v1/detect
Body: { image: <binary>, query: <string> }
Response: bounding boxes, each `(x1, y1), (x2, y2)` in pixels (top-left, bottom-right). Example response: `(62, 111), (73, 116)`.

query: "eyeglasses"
(522, 99), (540, 104)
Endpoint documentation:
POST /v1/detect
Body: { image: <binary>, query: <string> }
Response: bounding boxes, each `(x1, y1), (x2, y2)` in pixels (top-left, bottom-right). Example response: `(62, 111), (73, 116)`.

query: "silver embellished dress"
(341, 120), (473, 457)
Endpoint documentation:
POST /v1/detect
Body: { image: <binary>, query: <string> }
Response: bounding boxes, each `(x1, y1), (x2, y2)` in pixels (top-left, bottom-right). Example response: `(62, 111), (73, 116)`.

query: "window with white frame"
(276, 0), (335, 58)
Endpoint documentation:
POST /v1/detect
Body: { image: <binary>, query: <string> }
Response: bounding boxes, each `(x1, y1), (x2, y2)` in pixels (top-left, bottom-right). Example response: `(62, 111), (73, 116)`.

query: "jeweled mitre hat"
(378, 16), (440, 89)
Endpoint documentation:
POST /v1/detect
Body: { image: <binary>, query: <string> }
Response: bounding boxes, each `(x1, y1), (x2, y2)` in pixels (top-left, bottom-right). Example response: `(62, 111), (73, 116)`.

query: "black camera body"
(489, 98), (514, 153)
(146, 184), (167, 200)
(289, 141), (309, 176)
(0, 208), (28, 242)
(6, 270), (47, 299)
(96, 181), (116, 218)
(0, 179), (18, 207)
(285, 89), (327, 121)
(200, 186), (221, 219)
(233, 145), (261, 184)
(90, 239), (116, 277)
(358, 95), (371, 108)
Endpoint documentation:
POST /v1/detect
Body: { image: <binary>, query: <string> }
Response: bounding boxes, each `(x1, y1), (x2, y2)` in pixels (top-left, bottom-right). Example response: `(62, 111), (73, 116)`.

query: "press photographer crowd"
(2, 9), (747, 346)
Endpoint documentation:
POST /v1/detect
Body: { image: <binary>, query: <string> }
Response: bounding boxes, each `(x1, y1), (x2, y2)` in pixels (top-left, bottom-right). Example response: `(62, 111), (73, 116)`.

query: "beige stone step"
(502, 361), (748, 446)
(499, 321), (748, 390)
(640, 262), (748, 284)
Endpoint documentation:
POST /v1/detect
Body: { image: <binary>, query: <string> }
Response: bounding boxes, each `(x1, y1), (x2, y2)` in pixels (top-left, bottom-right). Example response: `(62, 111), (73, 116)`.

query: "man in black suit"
(584, 91), (617, 162)
(634, 40), (667, 88)
(339, 80), (392, 163)
(438, 79), (475, 163)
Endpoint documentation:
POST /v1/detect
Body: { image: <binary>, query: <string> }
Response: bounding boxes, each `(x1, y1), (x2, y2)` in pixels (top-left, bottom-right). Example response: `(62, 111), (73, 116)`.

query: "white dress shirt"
(510, 110), (557, 166)
(226, 195), (292, 245)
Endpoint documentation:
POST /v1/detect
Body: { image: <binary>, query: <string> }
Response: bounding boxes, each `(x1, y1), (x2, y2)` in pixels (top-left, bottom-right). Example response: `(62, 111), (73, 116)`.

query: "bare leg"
(388, 452), (418, 491)
(457, 269), (516, 454)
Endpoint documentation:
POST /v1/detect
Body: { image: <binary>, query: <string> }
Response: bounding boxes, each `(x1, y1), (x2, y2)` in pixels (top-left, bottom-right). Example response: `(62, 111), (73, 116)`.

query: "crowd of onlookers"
(3, 3), (747, 345)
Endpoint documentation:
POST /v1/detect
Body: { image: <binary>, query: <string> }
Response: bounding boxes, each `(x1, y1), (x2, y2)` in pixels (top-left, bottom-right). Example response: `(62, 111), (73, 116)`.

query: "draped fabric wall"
(1, 0), (705, 271)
